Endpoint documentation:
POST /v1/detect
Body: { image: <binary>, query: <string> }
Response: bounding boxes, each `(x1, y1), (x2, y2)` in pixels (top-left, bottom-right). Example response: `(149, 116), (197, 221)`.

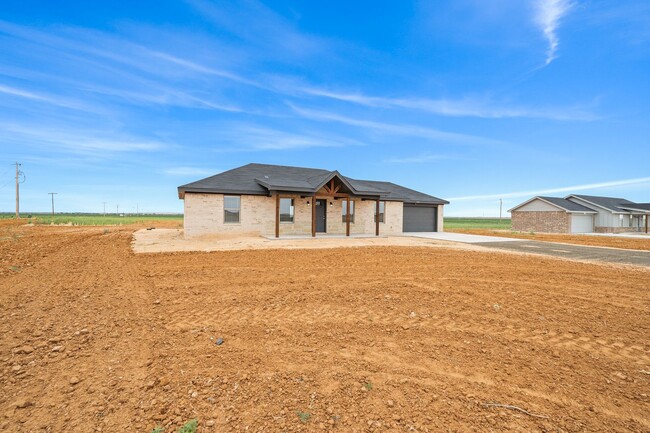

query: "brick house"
(509, 195), (650, 234)
(178, 163), (449, 238)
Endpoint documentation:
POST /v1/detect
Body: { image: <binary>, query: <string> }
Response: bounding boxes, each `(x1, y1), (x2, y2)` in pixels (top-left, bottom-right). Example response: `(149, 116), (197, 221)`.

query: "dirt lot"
(449, 229), (650, 251)
(1, 224), (649, 432)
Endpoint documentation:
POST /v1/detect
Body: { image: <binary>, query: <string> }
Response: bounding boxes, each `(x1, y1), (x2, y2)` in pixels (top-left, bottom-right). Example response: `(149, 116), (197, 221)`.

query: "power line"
(0, 177), (13, 190)
(0, 165), (15, 193)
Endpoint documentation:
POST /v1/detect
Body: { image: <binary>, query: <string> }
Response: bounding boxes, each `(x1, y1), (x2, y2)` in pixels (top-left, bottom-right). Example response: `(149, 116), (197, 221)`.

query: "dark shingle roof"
(537, 196), (598, 212)
(619, 203), (650, 212)
(349, 179), (448, 204)
(178, 163), (448, 204)
(566, 195), (639, 213)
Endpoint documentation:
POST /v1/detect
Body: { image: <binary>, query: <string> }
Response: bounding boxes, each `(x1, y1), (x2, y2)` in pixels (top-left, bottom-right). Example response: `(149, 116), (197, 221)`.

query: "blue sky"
(1, 0), (649, 216)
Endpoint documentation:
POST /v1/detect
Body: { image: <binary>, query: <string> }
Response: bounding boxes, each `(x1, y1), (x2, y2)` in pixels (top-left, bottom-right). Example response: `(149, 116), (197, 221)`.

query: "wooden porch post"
(346, 198), (351, 237)
(311, 197), (316, 237)
(646, 214), (648, 234)
(275, 193), (280, 238)
(375, 199), (380, 236)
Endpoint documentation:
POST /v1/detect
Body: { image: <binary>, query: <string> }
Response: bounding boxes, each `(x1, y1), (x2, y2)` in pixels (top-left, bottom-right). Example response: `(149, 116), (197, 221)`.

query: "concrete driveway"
(404, 231), (525, 243)
(473, 240), (650, 267)
(405, 232), (650, 267)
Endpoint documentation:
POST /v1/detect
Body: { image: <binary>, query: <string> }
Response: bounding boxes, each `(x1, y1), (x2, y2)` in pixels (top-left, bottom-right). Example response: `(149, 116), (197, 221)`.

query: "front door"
(316, 199), (327, 232)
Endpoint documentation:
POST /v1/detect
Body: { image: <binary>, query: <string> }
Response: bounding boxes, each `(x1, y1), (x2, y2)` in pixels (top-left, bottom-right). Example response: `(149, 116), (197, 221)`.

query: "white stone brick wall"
(184, 193), (274, 238)
(183, 193), (405, 238)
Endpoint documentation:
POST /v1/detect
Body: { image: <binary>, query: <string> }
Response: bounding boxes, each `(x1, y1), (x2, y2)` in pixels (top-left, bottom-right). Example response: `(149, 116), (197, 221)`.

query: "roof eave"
(178, 187), (271, 197)
(404, 200), (449, 205)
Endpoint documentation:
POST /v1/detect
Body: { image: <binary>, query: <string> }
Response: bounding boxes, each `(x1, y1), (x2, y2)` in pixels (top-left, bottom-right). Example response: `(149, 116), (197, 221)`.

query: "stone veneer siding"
(511, 210), (570, 233)
(183, 192), (404, 238)
(594, 226), (642, 233)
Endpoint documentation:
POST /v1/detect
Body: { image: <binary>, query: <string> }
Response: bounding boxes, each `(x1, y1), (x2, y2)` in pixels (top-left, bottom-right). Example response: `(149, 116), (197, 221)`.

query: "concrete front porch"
(264, 233), (385, 240)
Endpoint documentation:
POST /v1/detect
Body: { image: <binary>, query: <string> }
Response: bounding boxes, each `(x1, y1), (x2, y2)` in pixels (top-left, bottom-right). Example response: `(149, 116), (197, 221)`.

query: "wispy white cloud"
(384, 154), (464, 163)
(298, 87), (596, 121)
(162, 167), (216, 176)
(215, 124), (365, 151)
(79, 84), (244, 113)
(0, 21), (250, 85)
(0, 21), (252, 112)
(0, 83), (51, 101)
(533, 0), (575, 65)
(289, 104), (505, 146)
(0, 122), (166, 155)
(449, 176), (650, 201)
(145, 50), (265, 89)
(0, 83), (104, 113)
(185, 0), (324, 59)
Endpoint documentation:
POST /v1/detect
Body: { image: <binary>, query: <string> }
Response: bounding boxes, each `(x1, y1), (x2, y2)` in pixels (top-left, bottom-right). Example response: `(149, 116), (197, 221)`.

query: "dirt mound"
(1, 225), (648, 432)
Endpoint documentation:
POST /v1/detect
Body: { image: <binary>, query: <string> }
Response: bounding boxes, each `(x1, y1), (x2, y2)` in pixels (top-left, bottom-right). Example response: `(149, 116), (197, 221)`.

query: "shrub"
(296, 411), (311, 423)
(178, 419), (197, 433)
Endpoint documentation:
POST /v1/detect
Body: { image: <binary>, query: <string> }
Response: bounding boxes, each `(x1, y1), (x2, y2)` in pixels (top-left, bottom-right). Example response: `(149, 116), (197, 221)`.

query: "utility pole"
(499, 198), (503, 224)
(15, 162), (24, 219)
(116, 204), (119, 215)
(103, 202), (107, 216)
(48, 192), (58, 215)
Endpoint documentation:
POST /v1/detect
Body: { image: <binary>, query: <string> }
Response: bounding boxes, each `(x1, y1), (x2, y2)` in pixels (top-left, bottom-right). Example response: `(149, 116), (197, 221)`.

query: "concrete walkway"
(581, 232), (650, 239)
(404, 231), (525, 244)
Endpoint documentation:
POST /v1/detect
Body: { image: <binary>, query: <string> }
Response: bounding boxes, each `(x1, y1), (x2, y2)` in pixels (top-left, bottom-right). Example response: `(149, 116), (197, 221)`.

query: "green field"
(444, 217), (511, 230)
(0, 213), (183, 226)
(2, 214), (507, 230)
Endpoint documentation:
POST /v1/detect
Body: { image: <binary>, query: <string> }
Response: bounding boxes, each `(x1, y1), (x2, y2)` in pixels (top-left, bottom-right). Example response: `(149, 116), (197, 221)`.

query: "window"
(374, 201), (385, 223)
(341, 200), (355, 223)
(224, 196), (240, 223)
(280, 198), (294, 223)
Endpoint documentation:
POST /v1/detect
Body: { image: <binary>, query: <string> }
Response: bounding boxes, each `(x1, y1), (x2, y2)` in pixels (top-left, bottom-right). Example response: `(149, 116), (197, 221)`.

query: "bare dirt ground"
(1, 224), (649, 433)
(449, 228), (650, 251)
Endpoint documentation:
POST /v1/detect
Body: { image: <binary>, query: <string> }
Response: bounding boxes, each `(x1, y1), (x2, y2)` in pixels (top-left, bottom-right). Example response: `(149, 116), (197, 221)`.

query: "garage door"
(403, 205), (437, 232)
(571, 214), (593, 233)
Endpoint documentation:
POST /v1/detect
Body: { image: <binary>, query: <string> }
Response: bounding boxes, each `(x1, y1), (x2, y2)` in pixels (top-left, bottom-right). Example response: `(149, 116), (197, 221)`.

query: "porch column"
(375, 199), (380, 236)
(346, 198), (351, 237)
(311, 197), (316, 237)
(275, 193), (280, 238)
(646, 214), (648, 234)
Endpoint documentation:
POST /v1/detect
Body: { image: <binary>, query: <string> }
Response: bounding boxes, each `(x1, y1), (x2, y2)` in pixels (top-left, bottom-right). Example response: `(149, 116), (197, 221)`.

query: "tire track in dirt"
(347, 347), (650, 429)
(164, 301), (649, 364)
(5, 229), (649, 432)
(1, 228), (157, 432)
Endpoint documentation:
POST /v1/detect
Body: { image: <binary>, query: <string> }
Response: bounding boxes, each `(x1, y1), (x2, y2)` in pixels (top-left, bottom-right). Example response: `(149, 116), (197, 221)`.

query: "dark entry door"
(316, 199), (327, 232)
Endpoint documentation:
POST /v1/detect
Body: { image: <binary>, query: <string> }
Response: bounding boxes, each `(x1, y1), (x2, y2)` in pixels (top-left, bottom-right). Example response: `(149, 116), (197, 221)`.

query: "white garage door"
(571, 215), (593, 233)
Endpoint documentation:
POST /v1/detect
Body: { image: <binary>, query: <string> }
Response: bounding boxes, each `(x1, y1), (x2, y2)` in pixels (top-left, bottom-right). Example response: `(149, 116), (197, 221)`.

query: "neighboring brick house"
(178, 163), (448, 238)
(510, 195), (650, 234)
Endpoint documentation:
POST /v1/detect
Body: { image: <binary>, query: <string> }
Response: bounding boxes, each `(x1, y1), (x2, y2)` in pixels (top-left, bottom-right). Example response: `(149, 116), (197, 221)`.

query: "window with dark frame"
(341, 199), (355, 223)
(279, 198), (294, 223)
(374, 201), (385, 223)
(223, 195), (240, 223)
